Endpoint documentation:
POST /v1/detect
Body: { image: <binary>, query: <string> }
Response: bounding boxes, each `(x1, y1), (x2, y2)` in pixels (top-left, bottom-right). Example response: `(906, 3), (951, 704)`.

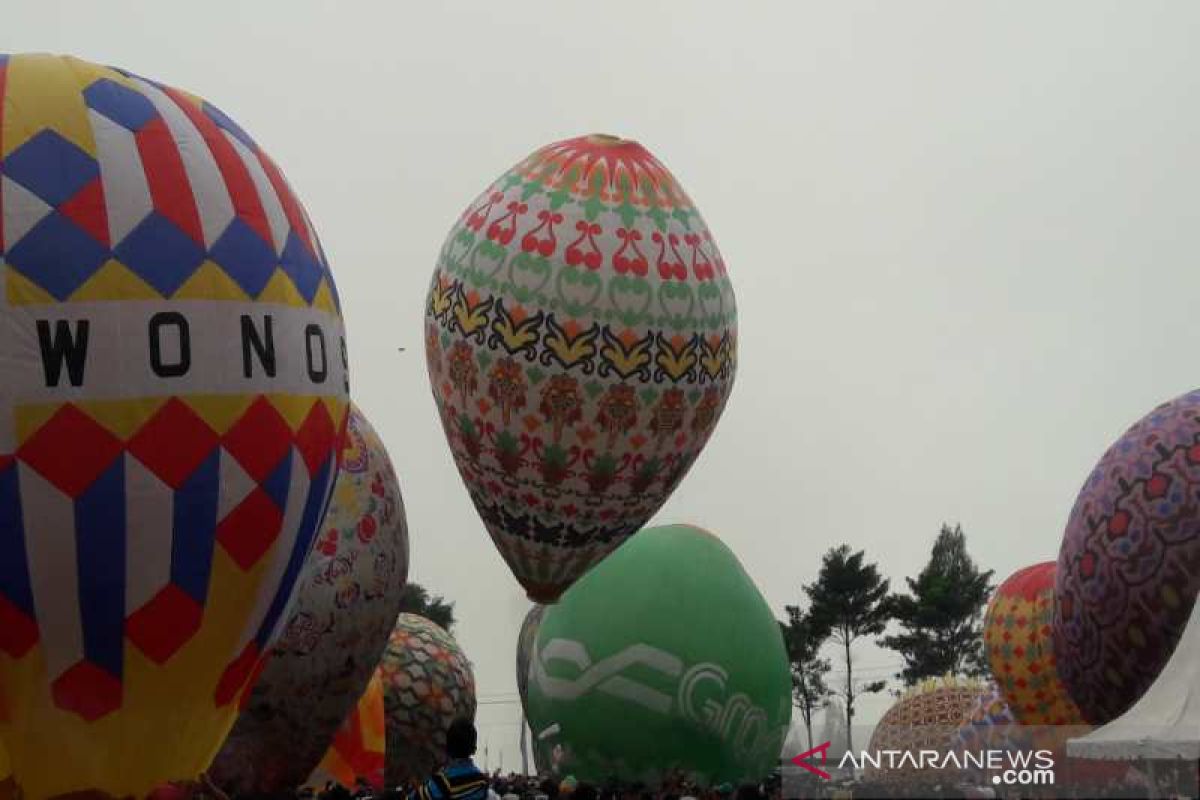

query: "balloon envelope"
(0, 53), (347, 798)
(1055, 389), (1200, 724)
(866, 678), (984, 783)
(525, 524), (790, 786)
(424, 135), (738, 602)
(210, 405), (408, 793)
(380, 614), (477, 786)
(515, 604), (546, 708)
(307, 670), (387, 792)
(984, 562), (1084, 726)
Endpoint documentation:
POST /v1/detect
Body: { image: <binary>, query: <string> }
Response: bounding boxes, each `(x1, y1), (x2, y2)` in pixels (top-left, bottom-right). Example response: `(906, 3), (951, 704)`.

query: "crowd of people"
(41, 718), (1190, 800)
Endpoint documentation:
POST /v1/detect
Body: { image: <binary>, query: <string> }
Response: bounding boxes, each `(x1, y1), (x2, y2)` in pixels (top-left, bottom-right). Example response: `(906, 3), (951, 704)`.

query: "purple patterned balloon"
(1054, 389), (1200, 724)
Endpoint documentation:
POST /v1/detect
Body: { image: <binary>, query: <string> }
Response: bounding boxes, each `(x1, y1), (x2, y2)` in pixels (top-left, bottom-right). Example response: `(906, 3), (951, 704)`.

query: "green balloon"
(525, 524), (791, 786)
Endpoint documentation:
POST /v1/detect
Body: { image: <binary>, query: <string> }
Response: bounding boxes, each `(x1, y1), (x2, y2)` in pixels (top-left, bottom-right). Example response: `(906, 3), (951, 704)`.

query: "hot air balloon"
(380, 614), (477, 786)
(0, 53), (348, 798)
(209, 405), (408, 793)
(525, 524), (790, 786)
(864, 676), (984, 783)
(515, 604), (546, 708)
(984, 562), (1084, 726)
(950, 682), (1020, 759)
(424, 135), (738, 602)
(1055, 389), (1200, 724)
(307, 670), (387, 792)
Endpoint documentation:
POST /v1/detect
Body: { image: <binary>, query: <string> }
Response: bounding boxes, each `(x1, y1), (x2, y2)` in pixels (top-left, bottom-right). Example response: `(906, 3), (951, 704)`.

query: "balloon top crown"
(513, 134), (694, 211)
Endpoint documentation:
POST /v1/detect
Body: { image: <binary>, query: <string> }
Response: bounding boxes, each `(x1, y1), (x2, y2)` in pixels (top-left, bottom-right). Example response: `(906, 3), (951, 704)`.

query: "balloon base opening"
(523, 583), (563, 604)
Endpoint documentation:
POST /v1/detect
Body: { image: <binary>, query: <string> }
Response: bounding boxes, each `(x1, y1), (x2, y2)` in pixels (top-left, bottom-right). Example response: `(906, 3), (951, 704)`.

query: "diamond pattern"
(4, 129), (99, 206)
(281, 230), (324, 302)
(125, 584), (203, 664)
(84, 78), (158, 132)
(217, 488), (284, 570)
(296, 401), (337, 477)
(18, 405), (123, 498)
(223, 398), (293, 482)
(51, 660), (122, 722)
(127, 399), (219, 490)
(210, 217), (277, 298)
(5, 211), (111, 300)
(114, 211), (206, 296)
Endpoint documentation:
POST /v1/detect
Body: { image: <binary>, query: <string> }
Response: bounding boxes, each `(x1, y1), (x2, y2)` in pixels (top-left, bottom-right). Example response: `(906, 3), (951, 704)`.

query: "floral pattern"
(210, 406), (409, 795)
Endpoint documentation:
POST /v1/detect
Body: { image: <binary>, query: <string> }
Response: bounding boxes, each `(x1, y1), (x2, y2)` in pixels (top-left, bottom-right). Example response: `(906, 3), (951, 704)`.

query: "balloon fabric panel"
(0, 53), (348, 799)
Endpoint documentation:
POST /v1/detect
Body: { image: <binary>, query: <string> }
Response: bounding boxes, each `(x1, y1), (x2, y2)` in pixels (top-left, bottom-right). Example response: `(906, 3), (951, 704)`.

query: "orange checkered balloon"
(308, 671), (386, 792)
(984, 563), (1085, 726)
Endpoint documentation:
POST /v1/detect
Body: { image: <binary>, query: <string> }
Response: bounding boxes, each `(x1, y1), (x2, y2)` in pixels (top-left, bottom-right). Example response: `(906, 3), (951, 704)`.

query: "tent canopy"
(1067, 599), (1200, 761)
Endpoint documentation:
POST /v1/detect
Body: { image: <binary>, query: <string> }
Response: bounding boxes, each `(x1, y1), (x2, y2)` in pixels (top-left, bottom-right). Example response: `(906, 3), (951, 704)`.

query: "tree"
(805, 545), (891, 754)
(880, 523), (994, 685)
(398, 582), (456, 631)
(780, 606), (832, 751)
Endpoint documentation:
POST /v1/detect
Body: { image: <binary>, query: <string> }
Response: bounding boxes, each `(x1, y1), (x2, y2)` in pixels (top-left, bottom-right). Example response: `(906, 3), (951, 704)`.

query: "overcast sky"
(7, 0), (1200, 769)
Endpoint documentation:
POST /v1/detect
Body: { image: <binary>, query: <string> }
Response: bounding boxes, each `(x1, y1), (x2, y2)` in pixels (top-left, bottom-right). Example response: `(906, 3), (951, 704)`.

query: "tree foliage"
(781, 605), (832, 751)
(397, 582), (456, 631)
(880, 523), (994, 685)
(805, 545), (891, 753)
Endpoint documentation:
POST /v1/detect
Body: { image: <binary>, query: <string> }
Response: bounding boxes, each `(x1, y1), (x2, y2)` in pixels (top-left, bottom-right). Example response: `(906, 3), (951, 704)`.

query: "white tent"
(1067, 599), (1200, 761)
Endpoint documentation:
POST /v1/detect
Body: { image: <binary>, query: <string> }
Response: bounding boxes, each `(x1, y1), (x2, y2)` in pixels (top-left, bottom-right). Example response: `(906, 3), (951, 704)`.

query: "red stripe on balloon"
(159, 86), (273, 246)
(254, 148), (316, 256)
(135, 116), (205, 245)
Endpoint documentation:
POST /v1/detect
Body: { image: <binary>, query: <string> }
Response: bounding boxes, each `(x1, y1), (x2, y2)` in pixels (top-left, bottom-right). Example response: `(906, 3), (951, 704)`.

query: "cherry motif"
(466, 192), (503, 232)
(565, 220), (603, 270)
(652, 231), (687, 280)
(613, 228), (648, 276)
(487, 201), (528, 246)
(685, 233), (715, 281)
(521, 210), (563, 257)
(703, 230), (726, 275)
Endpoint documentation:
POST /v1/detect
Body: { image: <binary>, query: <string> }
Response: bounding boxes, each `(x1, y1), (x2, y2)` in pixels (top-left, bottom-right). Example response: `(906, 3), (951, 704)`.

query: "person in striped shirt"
(407, 718), (490, 800)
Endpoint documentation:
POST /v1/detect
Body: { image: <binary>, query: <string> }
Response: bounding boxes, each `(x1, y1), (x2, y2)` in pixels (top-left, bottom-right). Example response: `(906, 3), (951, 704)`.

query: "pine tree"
(781, 606), (832, 751)
(805, 545), (891, 754)
(398, 582), (456, 631)
(880, 523), (994, 685)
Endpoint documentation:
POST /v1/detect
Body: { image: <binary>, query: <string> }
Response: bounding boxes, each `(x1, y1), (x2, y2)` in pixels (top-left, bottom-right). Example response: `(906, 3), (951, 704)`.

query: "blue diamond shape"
(5, 130), (99, 207)
(6, 211), (110, 300)
(84, 78), (158, 132)
(209, 218), (277, 298)
(114, 212), (205, 296)
(280, 231), (323, 303)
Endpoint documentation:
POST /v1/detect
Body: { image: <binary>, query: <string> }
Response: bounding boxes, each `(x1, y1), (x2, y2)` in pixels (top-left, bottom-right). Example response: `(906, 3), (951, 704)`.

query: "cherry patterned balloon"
(1055, 389), (1200, 724)
(209, 405), (407, 794)
(379, 614), (476, 786)
(0, 53), (347, 799)
(424, 135), (737, 602)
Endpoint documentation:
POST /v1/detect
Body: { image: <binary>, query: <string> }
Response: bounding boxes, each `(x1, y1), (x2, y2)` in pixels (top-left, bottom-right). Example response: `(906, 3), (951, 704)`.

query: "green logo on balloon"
(524, 525), (791, 785)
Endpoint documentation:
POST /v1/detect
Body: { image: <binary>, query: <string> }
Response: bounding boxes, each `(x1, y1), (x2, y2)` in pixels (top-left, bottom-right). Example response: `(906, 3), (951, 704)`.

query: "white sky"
(7, 0), (1200, 771)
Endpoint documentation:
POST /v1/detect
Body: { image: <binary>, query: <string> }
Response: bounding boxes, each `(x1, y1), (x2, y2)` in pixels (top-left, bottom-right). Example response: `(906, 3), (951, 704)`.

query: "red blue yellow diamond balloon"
(0, 53), (348, 798)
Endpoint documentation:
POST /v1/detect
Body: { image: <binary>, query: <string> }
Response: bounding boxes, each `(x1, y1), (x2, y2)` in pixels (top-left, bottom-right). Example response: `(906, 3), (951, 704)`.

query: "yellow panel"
(13, 403), (61, 447)
(5, 268), (56, 306)
(266, 393), (319, 433)
(69, 260), (161, 302)
(257, 268), (305, 307)
(0, 489), (280, 799)
(76, 397), (166, 441)
(173, 260), (251, 302)
(185, 394), (255, 436)
(2, 54), (113, 158)
(311, 279), (338, 313)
